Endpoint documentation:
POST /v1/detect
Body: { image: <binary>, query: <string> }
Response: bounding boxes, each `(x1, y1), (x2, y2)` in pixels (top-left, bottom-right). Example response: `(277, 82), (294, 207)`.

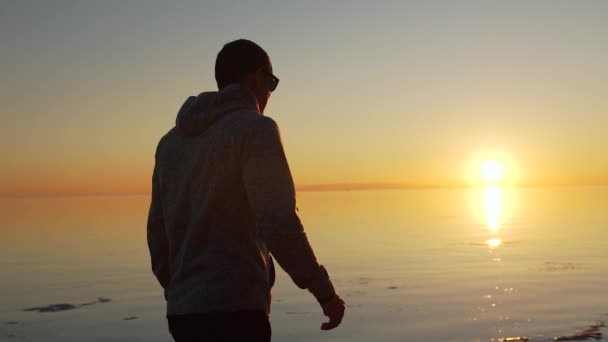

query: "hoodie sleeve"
(147, 142), (171, 300)
(241, 117), (336, 303)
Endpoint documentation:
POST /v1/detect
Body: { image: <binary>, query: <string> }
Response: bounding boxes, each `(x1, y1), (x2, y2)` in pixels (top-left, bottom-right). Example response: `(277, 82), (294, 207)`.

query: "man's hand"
(320, 292), (346, 330)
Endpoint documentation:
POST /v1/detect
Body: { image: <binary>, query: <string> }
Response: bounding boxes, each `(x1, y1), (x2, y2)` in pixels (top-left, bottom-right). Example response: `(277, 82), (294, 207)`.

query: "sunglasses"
(262, 69), (279, 92)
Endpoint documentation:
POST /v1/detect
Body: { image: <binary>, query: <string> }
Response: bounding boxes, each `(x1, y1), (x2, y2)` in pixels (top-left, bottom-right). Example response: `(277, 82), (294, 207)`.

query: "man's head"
(215, 39), (279, 114)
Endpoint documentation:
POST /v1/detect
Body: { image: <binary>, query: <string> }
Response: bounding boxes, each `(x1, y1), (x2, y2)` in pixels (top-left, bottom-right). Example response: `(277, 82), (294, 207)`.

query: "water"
(1, 186), (607, 341)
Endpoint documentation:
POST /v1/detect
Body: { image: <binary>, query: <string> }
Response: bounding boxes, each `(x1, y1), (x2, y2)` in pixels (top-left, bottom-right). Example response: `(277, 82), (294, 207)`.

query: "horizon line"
(1, 181), (607, 199)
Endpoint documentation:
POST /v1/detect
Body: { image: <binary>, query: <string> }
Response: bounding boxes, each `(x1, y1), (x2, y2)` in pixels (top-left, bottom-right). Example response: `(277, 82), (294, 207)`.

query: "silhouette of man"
(147, 39), (345, 341)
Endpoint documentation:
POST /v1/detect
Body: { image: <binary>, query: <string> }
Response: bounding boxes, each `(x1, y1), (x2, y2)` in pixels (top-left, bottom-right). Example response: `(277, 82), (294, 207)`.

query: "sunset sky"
(1, 1), (607, 196)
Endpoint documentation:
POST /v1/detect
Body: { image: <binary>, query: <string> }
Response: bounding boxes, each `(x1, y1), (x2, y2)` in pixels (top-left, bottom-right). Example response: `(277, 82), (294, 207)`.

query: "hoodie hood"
(176, 83), (260, 136)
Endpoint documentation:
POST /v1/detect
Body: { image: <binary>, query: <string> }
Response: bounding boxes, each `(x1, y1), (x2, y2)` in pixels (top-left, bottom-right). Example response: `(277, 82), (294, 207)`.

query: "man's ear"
(254, 68), (265, 89)
(240, 73), (257, 92)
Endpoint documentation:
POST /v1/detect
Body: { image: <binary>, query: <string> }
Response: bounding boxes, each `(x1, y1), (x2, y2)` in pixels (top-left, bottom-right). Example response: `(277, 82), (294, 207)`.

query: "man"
(147, 39), (346, 341)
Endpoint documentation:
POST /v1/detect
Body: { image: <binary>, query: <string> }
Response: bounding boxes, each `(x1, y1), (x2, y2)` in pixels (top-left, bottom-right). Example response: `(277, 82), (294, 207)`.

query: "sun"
(481, 160), (503, 182)
(466, 150), (519, 186)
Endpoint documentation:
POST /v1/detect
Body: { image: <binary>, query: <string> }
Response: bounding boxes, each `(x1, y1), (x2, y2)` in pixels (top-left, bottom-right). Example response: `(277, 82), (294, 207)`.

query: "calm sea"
(1, 186), (607, 341)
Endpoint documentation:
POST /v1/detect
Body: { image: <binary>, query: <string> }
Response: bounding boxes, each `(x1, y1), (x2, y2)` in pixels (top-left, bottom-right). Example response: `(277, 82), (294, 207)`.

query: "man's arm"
(241, 117), (336, 303)
(146, 151), (170, 300)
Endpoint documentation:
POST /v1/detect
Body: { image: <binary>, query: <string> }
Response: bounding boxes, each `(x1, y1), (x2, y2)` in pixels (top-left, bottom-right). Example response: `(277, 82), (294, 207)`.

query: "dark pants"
(167, 310), (271, 342)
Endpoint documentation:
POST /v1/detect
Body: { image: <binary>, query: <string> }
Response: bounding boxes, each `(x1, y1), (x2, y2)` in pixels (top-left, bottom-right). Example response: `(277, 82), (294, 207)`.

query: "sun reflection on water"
(484, 185), (501, 233)
(486, 237), (502, 249)
(483, 185), (504, 248)
(467, 158), (518, 249)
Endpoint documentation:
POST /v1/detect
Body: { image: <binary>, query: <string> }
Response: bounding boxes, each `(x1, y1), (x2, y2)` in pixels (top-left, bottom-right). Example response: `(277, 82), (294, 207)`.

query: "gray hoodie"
(147, 84), (335, 316)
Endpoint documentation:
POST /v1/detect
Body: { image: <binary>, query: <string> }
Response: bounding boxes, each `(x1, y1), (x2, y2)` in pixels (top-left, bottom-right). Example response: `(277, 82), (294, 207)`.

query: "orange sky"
(1, 2), (607, 197)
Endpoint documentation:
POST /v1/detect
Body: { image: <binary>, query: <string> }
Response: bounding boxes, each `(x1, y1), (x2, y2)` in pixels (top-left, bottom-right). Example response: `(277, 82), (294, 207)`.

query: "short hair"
(215, 39), (270, 90)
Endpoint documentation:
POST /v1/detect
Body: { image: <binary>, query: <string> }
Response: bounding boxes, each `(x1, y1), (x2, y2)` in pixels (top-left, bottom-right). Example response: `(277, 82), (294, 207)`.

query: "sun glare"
(481, 161), (503, 182)
(466, 151), (519, 186)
